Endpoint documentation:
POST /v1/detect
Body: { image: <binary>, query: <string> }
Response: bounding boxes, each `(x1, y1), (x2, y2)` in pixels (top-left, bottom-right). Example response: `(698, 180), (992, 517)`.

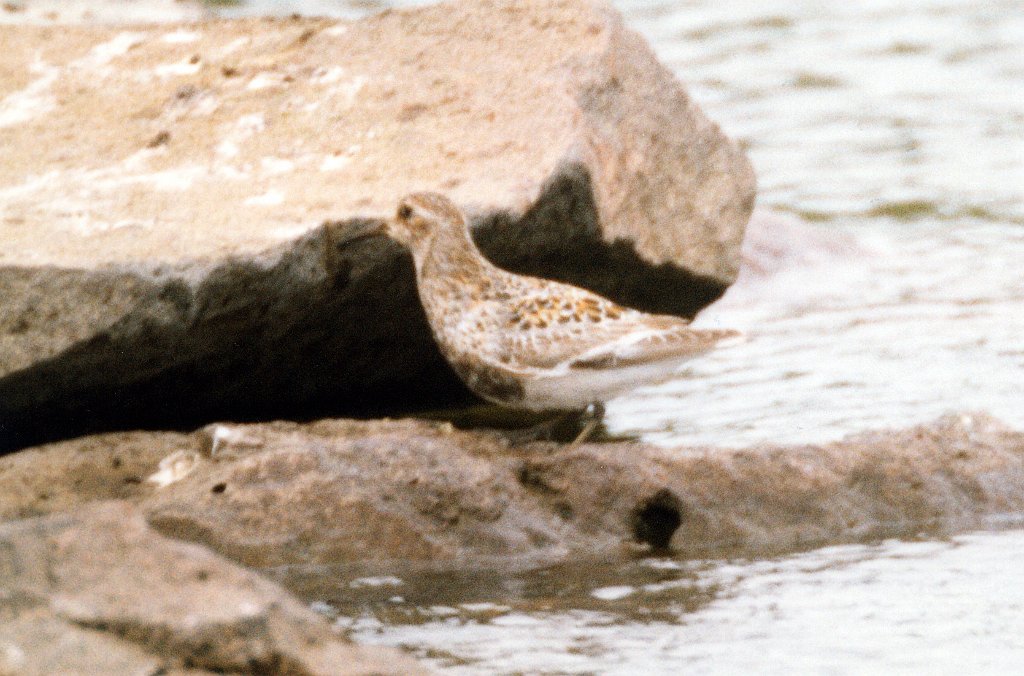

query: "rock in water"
(0, 501), (426, 674)
(3, 414), (1023, 570)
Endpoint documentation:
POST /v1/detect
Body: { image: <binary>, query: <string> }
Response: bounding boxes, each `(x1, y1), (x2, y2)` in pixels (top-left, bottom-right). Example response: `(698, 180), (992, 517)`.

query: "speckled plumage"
(384, 192), (743, 411)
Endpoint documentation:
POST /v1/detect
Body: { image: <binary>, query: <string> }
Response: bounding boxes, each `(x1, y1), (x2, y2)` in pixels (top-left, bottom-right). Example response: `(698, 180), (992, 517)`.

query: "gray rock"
(3, 411), (1022, 674)
(142, 419), (589, 567)
(3, 414), (1022, 571)
(0, 0), (755, 451)
(0, 502), (426, 675)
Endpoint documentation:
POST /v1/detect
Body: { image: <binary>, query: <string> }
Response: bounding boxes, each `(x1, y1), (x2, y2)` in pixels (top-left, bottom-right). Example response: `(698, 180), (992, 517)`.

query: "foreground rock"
(3, 413), (1022, 573)
(3, 412), (1021, 672)
(0, 0), (755, 451)
(0, 502), (425, 675)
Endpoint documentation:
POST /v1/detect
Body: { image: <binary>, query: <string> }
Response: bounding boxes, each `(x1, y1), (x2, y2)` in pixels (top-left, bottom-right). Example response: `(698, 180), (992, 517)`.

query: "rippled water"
(339, 528), (1024, 673)
(604, 0), (1024, 448)
(616, 222), (1024, 447)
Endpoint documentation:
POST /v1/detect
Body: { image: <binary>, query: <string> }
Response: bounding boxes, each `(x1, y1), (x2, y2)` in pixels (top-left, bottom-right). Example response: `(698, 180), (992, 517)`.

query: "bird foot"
(498, 403), (606, 446)
(567, 402), (606, 448)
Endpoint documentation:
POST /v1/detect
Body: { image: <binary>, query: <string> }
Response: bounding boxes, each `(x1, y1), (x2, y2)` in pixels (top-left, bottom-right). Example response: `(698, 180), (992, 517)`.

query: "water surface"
(339, 529), (1024, 673)
(604, 0), (1023, 447)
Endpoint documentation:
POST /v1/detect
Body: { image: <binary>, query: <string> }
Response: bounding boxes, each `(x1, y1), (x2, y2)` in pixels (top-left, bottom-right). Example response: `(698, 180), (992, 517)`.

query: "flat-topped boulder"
(0, 0), (755, 450)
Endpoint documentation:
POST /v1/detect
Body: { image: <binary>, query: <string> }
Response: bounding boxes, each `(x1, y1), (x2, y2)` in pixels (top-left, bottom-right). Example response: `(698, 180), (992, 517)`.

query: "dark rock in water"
(0, 502), (425, 675)
(0, 0), (755, 451)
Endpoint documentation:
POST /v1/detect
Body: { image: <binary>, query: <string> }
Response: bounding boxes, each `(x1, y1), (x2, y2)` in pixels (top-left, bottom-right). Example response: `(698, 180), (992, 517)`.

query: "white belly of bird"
(518, 355), (691, 411)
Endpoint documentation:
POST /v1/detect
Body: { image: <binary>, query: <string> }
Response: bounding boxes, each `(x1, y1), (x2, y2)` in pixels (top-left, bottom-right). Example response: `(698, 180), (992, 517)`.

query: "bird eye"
(397, 204), (413, 220)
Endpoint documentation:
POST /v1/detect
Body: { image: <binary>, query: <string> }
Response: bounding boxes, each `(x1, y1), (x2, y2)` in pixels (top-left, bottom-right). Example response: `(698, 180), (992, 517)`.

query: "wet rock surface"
(3, 413), (1022, 570)
(0, 502), (426, 675)
(0, 0), (755, 451)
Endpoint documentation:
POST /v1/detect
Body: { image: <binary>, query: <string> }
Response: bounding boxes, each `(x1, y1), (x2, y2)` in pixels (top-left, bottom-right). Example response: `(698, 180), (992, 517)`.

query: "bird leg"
(418, 402), (606, 446)
(496, 404), (606, 446)
(499, 410), (579, 445)
(568, 402), (606, 447)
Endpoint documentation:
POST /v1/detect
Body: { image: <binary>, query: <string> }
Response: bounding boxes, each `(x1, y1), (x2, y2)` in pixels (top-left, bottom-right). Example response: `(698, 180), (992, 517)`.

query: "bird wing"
(492, 276), (740, 371)
(568, 322), (743, 370)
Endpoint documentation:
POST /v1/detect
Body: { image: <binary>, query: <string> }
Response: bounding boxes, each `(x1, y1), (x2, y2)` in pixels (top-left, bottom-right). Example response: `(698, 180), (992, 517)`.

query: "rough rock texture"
(0, 0), (756, 451)
(3, 413), (1022, 572)
(0, 502), (426, 675)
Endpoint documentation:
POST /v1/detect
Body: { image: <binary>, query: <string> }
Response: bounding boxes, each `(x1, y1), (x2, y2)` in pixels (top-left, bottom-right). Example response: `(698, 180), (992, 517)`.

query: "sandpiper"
(379, 192), (743, 440)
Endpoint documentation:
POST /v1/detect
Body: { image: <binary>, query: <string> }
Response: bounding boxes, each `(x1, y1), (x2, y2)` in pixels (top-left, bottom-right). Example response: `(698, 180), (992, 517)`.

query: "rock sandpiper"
(378, 192), (743, 440)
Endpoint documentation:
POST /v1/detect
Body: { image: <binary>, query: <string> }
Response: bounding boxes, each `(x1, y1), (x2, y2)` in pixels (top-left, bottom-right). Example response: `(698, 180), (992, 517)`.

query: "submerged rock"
(0, 501), (425, 675)
(0, 0), (755, 451)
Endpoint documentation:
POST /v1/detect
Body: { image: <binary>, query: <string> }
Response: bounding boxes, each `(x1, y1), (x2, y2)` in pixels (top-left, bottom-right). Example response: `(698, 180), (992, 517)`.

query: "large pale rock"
(0, 502), (426, 675)
(0, 0), (755, 451)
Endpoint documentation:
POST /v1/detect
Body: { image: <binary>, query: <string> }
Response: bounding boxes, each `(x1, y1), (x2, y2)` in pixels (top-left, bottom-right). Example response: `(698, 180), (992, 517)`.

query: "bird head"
(384, 192), (465, 253)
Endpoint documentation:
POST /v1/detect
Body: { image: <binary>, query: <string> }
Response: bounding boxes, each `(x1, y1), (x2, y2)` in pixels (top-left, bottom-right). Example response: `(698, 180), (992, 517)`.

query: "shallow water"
(337, 528), (1024, 673)
(615, 221), (1024, 447)
(224, 0), (1021, 671)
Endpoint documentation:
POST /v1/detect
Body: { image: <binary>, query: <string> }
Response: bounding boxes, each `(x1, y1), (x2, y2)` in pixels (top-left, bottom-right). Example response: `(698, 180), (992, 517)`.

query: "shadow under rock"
(0, 164), (728, 454)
